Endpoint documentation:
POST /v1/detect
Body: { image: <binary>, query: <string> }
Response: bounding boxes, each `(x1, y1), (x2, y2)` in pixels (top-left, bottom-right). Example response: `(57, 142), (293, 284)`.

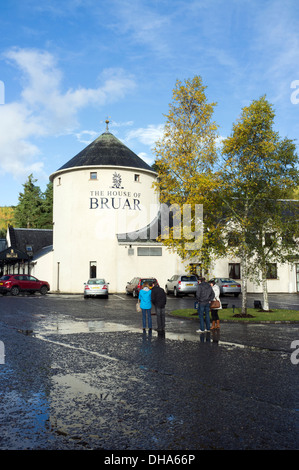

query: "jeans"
(198, 303), (211, 331)
(155, 306), (165, 330)
(142, 309), (152, 329)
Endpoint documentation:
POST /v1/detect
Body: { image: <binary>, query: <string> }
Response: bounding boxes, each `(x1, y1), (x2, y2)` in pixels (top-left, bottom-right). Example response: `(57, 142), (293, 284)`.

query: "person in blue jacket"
(138, 282), (152, 331)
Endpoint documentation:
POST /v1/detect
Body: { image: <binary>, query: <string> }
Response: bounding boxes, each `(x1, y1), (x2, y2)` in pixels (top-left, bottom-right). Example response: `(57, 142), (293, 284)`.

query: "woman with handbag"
(209, 280), (222, 329)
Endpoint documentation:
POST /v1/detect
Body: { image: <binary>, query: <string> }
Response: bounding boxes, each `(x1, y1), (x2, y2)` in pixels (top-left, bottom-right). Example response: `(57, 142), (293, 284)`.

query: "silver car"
(209, 278), (241, 297)
(84, 279), (109, 298)
(165, 274), (199, 297)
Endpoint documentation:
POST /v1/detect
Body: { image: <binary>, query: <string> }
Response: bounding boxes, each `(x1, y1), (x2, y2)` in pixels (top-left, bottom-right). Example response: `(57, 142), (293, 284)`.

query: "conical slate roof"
(56, 131), (155, 173)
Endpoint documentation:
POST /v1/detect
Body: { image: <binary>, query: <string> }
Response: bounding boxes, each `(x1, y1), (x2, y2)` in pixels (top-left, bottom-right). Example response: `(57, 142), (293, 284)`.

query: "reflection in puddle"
(52, 373), (114, 401)
(31, 317), (251, 347)
(38, 320), (138, 335)
(32, 319), (250, 351)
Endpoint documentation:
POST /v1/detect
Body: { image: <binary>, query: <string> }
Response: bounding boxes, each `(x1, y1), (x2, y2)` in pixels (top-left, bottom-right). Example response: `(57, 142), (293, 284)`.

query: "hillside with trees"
(0, 175), (53, 237)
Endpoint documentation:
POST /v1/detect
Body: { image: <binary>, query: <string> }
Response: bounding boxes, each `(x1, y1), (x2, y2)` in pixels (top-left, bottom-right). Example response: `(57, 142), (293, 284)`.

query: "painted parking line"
(112, 294), (127, 301)
(111, 294), (136, 301)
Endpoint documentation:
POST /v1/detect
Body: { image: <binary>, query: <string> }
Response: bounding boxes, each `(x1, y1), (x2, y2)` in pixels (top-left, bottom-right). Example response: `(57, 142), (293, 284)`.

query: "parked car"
(84, 278), (109, 298)
(165, 274), (199, 297)
(0, 274), (50, 296)
(125, 277), (158, 298)
(208, 278), (241, 297)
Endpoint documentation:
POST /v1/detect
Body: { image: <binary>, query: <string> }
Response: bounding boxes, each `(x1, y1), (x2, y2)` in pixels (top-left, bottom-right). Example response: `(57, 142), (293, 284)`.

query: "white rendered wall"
(50, 166), (168, 293)
(30, 164), (298, 294)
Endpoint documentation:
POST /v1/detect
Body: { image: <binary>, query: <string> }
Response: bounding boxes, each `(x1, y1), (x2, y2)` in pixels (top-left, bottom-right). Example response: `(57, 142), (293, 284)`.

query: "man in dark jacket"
(196, 277), (214, 333)
(151, 282), (167, 332)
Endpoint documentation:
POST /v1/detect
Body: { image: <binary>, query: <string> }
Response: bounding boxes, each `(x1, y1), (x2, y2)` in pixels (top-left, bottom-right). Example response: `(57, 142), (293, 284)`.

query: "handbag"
(210, 299), (220, 309)
(136, 301), (141, 312)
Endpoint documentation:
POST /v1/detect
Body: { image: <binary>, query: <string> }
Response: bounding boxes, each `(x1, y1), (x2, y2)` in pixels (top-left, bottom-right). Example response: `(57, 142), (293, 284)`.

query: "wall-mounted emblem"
(111, 172), (124, 189)
(6, 249), (18, 259)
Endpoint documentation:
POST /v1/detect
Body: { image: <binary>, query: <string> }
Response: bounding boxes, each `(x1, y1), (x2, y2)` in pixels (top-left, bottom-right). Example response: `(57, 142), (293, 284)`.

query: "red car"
(125, 277), (159, 298)
(0, 274), (50, 296)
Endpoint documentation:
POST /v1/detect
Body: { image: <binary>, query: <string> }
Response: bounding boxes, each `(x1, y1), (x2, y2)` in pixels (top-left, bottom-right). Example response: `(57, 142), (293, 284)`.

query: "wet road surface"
(0, 292), (298, 450)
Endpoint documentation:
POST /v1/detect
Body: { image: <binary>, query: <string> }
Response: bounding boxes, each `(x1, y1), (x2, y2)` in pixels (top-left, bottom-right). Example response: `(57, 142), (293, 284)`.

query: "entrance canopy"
(0, 247), (30, 275)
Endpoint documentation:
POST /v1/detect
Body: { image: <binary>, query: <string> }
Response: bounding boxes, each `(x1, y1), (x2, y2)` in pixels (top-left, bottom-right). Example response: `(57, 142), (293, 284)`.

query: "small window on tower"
(90, 172), (97, 180)
(134, 174), (140, 182)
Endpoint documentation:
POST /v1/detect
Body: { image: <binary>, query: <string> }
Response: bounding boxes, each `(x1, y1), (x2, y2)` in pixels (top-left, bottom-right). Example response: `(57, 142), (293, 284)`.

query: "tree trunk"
(261, 265), (270, 311)
(240, 255), (247, 315)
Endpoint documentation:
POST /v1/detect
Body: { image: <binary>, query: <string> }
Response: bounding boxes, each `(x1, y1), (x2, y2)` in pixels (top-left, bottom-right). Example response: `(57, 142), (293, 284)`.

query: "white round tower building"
(49, 126), (169, 293)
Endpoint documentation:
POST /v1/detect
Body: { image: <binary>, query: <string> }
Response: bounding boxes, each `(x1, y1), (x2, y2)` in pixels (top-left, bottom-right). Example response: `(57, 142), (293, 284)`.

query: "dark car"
(125, 277), (158, 298)
(0, 274), (50, 296)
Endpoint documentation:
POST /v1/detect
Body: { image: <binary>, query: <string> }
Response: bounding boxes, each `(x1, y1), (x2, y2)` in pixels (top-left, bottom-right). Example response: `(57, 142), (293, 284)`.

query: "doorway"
(90, 261), (97, 279)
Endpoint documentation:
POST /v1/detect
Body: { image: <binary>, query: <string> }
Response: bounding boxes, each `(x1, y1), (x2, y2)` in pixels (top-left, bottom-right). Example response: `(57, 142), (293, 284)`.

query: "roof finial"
(105, 116), (111, 132)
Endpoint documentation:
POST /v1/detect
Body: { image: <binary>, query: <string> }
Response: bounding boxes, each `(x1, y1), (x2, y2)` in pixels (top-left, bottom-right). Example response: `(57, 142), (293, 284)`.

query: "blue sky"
(1, 0), (299, 206)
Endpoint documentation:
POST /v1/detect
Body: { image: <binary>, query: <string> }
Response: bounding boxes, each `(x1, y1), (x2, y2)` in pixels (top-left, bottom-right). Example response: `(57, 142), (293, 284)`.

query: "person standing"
(151, 281), (167, 332)
(138, 282), (152, 331)
(209, 280), (222, 329)
(196, 277), (215, 333)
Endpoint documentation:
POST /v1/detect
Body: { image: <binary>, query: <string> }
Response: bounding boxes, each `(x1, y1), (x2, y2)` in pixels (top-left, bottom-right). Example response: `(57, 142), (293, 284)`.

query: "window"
(229, 263), (240, 279)
(90, 172), (97, 180)
(189, 263), (202, 277)
(266, 263), (277, 279)
(265, 232), (275, 247)
(90, 261), (97, 278)
(181, 275), (198, 282)
(134, 174), (140, 182)
(137, 247), (162, 256)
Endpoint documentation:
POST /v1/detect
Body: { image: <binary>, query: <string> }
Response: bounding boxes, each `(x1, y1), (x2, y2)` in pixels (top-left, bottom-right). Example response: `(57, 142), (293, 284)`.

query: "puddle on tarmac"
(52, 373), (114, 402)
(27, 318), (250, 350)
(35, 320), (140, 335)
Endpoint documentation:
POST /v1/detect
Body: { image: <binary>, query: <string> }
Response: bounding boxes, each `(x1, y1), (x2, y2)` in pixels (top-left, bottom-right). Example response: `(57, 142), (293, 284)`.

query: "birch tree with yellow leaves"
(220, 96), (299, 314)
(153, 76), (222, 272)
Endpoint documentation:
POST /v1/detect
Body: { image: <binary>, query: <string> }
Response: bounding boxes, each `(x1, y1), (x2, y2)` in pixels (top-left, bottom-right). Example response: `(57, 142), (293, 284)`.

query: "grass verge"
(170, 307), (299, 322)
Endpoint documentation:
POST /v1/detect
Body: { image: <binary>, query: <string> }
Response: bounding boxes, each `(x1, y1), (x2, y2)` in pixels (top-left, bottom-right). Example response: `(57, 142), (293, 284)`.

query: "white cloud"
(106, 0), (172, 58)
(0, 47), (136, 179)
(75, 130), (98, 144)
(125, 124), (164, 146)
(137, 151), (155, 166)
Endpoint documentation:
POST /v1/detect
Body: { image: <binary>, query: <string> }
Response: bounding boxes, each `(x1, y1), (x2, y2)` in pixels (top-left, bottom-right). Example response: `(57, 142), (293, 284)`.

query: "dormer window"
(26, 245), (33, 256)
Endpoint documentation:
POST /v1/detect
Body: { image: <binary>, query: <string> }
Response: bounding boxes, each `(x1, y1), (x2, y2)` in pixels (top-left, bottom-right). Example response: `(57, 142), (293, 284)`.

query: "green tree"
(14, 174), (43, 228)
(153, 76), (221, 270)
(14, 175), (53, 229)
(248, 199), (299, 310)
(289, 186), (299, 199)
(220, 96), (299, 313)
(39, 181), (53, 229)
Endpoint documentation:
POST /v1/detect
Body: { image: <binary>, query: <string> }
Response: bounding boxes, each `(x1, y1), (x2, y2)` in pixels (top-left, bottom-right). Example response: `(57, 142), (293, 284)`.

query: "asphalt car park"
(0, 292), (298, 450)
